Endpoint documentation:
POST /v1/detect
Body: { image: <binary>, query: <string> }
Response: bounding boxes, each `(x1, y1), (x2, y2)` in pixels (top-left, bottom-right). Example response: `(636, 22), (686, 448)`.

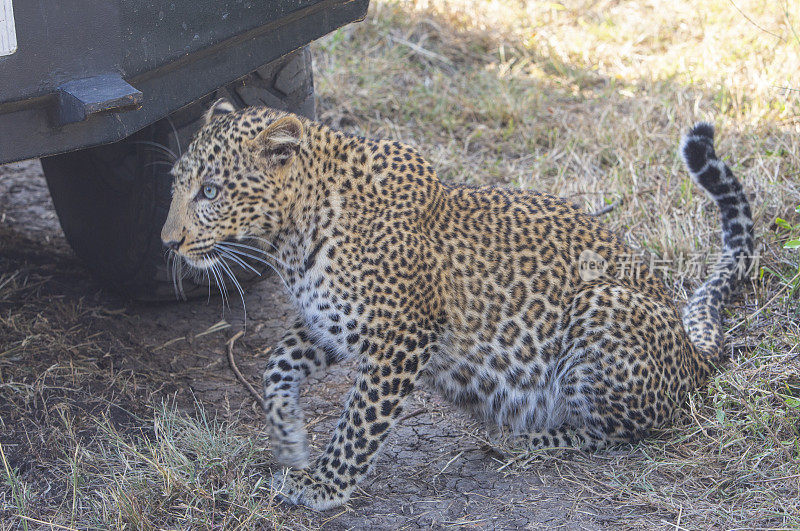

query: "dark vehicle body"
(0, 0), (368, 299)
(0, 0), (367, 163)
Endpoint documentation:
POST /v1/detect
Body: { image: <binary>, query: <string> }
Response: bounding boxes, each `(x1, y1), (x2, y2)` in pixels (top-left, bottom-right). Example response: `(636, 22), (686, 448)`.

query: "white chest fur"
(290, 248), (361, 362)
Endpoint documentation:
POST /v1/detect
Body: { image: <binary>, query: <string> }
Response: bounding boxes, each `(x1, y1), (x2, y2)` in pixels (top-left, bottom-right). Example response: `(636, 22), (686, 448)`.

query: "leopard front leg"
(263, 319), (338, 469)
(271, 336), (432, 510)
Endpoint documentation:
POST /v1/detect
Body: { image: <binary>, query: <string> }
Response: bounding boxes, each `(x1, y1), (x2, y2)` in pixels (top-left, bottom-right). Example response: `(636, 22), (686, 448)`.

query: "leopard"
(161, 99), (754, 510)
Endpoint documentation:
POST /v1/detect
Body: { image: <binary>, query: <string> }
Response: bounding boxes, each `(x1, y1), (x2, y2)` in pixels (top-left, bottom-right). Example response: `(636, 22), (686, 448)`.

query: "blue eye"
(202, 184), (219, 200)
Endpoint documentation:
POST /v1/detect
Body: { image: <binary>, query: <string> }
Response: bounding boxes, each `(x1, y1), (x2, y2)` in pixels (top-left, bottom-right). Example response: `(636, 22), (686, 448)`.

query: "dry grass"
(1, 0), (799, 528)
(0, 234), (290, 530)
(312, 0), (800, 527)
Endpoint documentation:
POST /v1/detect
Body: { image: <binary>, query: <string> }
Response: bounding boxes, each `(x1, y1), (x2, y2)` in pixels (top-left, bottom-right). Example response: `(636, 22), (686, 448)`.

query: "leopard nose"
(163, 235), (186, 251)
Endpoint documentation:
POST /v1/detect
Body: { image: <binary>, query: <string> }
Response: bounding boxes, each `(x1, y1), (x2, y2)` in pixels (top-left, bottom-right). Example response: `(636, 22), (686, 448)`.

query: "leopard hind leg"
(502, 283), (687, 455)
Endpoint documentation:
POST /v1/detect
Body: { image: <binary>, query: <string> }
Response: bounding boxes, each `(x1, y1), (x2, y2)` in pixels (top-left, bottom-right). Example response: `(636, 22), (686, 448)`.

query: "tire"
(42, 48), (315, 302)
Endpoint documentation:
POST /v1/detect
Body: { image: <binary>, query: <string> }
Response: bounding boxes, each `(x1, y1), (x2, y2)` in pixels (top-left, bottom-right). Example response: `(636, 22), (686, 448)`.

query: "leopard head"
(161, 99), (304, 270)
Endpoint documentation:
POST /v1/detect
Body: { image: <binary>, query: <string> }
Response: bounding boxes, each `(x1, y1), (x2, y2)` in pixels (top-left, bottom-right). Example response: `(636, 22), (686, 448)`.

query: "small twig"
(153, 336), (186, 351)
(435, 450), (464, 477)
(304, 414), (335, 431)
(15, 515), (78, 531)
(752, 472), (800, 483)
(0, 271), (19, 292)
(776, 85), (800, 95)
(399, 408), (427, 423)
(589, 199), (620, 217)
(727, 0), (784, 41)
(196, 320), (231, 339)
(226, 331), (264, 407)
(387, 34), (453, 65)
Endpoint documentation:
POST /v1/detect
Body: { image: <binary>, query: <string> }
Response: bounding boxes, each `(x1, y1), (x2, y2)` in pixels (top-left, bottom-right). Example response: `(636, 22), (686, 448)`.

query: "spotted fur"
(161, 102), (753, 510)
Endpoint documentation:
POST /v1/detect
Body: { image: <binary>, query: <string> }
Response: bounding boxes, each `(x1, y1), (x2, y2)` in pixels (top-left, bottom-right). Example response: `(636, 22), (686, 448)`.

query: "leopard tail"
(680, 122), (754, 375)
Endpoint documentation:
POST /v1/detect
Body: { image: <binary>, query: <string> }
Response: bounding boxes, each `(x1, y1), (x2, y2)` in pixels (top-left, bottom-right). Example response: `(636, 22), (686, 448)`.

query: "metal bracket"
(55, 74), (142, 126)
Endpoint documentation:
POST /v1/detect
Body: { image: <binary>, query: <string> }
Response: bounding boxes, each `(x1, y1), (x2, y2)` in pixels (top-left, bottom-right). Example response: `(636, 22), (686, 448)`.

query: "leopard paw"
(265, 399), (310, 468)
(268, 468), (351, 511)
(270, 436), (310, 469)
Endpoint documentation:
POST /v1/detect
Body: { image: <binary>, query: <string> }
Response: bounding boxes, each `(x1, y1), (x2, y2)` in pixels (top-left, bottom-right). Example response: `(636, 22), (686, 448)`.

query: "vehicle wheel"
(41, 48), (314, 302)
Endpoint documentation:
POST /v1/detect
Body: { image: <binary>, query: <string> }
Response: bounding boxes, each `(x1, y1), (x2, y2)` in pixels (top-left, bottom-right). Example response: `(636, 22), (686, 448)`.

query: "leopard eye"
(202, 184), (219, 200)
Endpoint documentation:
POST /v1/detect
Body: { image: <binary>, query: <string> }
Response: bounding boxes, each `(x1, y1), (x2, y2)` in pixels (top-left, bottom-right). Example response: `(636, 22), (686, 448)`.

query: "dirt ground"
(0, 160), (627, 529)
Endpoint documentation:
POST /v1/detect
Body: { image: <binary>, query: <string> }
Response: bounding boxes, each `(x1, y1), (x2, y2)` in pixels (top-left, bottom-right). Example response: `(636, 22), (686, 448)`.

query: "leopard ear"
(204, 98), (235, 124)
(249, 115), (304, 165)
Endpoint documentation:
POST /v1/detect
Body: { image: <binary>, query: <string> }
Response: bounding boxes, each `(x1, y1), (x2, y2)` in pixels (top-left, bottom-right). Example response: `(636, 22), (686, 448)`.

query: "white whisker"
(217, 248), (292, 293)
(261, 260), (292, 294)
(220, 240), (272, 255)
(134, 140), (178, 161)
(145, 160), (177, 169)
(218, 256), (247, 324)
(217, 241), (292, 270)
(176, 255), (186, 301)
(215, 262), (230, 311)
(169, 252), (179, 300)
(168, 251), (186, 301)
(216, 247), (262, 276)
(206, 255), (229, 314)
(222, 243), (288, 266)
(242, 235), (282, 253)
(166, 116), (183, 158)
